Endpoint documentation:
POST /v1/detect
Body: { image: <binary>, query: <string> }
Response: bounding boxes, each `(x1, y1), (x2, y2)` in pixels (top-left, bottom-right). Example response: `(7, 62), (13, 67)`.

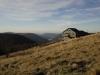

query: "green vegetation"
(0, 33), (100, 75)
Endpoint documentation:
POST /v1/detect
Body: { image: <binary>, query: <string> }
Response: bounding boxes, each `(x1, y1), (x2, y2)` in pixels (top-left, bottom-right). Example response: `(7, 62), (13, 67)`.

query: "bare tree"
(0, 34), (14, 58)
(4, 40), (13, 58)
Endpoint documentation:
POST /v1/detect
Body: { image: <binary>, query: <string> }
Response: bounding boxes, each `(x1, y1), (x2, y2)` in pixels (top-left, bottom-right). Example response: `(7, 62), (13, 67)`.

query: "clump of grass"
(88, 68), (100, 75)
(56, 60), (69, 65)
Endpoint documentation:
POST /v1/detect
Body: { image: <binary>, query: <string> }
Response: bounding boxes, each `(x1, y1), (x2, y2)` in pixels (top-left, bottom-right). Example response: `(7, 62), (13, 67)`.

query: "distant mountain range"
(39, 33), (60, 41)
(18, 33), (49, 43)
(3, 32), (62, 42)
(4, 32), (61, 41)
(0, 33), (35, 44)
(4, 32), (49, 43)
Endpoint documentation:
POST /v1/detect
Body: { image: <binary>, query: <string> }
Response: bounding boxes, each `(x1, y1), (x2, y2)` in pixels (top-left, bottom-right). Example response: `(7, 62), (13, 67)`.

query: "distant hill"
(3, 32), (15, 34)
(52, 34), (62, 41)
(18, 33), (49, 43)
(39, 33), (60, 40)
(0, 33), (36, 55)
(4, 32), (49, 43)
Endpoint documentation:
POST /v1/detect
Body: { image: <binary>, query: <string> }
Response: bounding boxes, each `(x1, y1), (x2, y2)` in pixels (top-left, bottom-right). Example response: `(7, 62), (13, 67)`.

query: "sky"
(0, 0), (100, 33)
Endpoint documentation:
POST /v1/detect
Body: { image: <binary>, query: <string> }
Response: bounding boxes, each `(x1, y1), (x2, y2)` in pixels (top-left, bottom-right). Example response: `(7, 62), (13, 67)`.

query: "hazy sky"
(0, 0), (100, 33)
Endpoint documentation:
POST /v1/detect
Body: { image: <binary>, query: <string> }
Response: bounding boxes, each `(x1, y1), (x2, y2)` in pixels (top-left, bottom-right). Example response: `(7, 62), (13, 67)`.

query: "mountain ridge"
(18, 33), (49, 43)
(3, 32), (49, 43)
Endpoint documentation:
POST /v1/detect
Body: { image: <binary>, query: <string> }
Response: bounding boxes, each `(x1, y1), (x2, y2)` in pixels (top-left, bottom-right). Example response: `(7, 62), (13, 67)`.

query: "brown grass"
(0, 33), (100, 75)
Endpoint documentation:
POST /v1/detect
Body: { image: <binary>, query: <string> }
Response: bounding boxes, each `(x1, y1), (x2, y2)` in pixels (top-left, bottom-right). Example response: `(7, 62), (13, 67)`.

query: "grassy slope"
(0, 33), (100, 75)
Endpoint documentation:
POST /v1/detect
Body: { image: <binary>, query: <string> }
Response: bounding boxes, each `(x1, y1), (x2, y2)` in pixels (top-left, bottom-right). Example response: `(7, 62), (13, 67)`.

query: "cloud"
(50, 18), (100, 26)
(0, 0), (100, 26)
(5, 11), (59, 21)
(0, 0), (78, 21)
(84, 7), (100, 11)
(75, 0), (85, 5)
(59, 4), (100, 22)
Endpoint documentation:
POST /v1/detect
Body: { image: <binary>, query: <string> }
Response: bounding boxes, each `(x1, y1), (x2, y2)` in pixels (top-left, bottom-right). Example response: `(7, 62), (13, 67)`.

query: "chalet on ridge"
(62, 28), (89, 40)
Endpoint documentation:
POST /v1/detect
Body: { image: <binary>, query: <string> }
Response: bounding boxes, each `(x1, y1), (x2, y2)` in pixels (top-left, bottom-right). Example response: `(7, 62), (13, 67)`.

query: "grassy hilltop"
(0, 33), (100, 75)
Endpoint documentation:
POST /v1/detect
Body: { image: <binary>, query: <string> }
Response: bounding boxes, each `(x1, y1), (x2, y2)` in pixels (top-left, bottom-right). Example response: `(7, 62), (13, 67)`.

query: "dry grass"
(0, 33), (100, 75)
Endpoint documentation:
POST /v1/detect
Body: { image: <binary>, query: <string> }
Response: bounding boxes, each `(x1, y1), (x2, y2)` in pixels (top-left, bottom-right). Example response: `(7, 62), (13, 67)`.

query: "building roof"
(62, 28), (89, 34)
(62, 28), (79, 33)
(68, 28), (79, 32)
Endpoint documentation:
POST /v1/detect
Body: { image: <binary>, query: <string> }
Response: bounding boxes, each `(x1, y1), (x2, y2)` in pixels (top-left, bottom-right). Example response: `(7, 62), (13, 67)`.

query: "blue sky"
(0, 0), (100, 33)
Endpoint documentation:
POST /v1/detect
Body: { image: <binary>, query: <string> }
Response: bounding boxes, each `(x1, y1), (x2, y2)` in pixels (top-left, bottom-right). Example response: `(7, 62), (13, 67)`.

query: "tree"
(0, 34), (14, 58)
(4, 40), (13, 58)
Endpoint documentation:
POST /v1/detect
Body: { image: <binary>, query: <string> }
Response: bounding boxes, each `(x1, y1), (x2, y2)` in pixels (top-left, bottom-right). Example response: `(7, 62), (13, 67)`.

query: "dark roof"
(63, 28), (89, 34)
(62, 28), (79, 33)
(68, 28), (79, 32)
(79, 31), (89, 35)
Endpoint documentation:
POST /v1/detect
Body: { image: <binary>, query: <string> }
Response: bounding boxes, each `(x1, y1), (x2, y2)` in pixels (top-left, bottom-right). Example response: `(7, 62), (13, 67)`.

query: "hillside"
(0, 33), (100, 75)
(0, 33), (36, 55)
(18, 33), (49, 43)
